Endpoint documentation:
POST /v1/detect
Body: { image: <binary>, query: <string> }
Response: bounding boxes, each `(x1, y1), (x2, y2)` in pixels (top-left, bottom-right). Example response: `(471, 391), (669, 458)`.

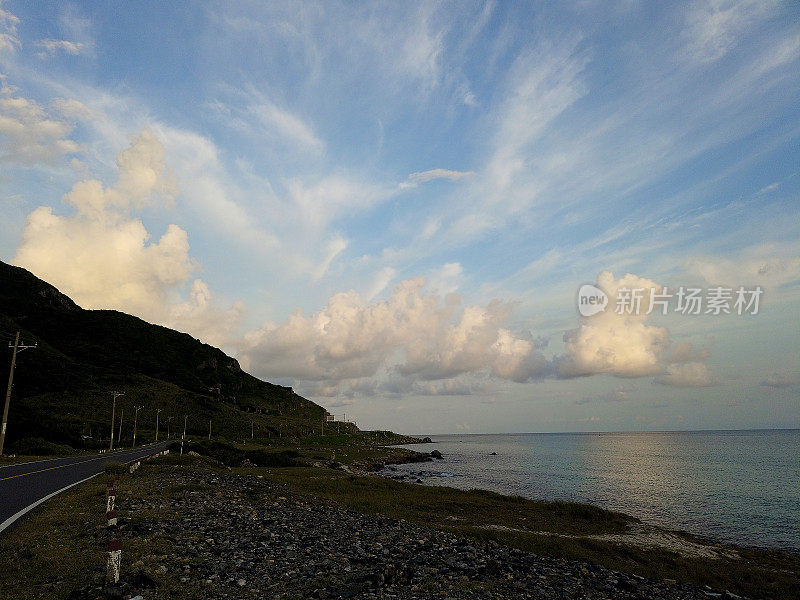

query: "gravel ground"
(71, 468), (745, 600)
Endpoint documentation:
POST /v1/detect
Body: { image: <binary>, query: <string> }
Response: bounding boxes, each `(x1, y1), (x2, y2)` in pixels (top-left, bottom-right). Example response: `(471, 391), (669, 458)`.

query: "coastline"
(375, 432), (800, 555)
(5, 454), (796, 599)
(2, 444), (797, 599)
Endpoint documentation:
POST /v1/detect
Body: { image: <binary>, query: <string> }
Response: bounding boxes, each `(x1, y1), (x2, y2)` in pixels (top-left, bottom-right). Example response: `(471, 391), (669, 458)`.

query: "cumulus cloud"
(14, 128), (239, 346)
(0, 95), (81, 164)
(558, 271), (715, 386)
(655, 362), (716, 387)
(400, 168), (475, 189)
(559, 272), (669, 378)
(242, 277), (550, 394)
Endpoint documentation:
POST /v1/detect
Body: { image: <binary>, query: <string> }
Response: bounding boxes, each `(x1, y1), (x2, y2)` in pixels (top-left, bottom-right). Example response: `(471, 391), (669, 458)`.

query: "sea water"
(389, 429), (799, 550)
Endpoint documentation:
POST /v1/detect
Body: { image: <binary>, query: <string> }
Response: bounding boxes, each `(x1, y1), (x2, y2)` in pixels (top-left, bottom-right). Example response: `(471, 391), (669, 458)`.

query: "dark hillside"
(0, 261), (327, 450)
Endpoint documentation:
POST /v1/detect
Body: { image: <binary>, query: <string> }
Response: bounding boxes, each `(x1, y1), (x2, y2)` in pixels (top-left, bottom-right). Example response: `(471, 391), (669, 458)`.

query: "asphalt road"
(0, 441), (172, 534)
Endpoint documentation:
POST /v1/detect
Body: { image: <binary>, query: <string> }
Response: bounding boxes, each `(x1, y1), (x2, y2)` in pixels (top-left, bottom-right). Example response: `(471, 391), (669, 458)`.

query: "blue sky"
(1, 1), (798, 433)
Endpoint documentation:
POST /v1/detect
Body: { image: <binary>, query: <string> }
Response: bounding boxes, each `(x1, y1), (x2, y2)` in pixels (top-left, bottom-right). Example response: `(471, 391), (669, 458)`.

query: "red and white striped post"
(106, 538), (122, 583)
(106, 479), (117, 526)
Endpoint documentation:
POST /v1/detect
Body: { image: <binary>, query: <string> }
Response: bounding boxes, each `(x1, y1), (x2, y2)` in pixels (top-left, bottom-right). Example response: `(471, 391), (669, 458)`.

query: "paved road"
(0, 441), (171, 534)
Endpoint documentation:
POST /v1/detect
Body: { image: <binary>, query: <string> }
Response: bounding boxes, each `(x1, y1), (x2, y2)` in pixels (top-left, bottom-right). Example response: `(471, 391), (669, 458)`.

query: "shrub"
(104, 461), (128, 475)
(244, 449), (300, 467)
(193, 440), (243, 465)
(11, 437), (73, 456)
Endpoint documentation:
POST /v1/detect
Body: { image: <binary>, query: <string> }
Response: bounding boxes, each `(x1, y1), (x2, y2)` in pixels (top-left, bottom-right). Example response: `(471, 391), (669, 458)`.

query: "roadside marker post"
(106, 479), (117, 526)
(106, 538), (122, 583)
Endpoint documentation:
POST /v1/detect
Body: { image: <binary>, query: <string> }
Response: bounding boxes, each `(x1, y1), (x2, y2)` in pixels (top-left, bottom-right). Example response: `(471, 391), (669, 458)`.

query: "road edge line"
(0, 472), (100, 534)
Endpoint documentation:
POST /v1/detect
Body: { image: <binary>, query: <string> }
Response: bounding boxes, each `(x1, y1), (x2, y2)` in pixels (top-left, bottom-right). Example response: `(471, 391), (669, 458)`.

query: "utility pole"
(251, 420), (254, 439)
(180, 415), (187, 455)
(109, 391), (124, 451)
(167, 415), (174, 439)
(1, 331), (37, 456)
(155, 408), (162, 442)
(118, 409), (124, 448)
(208, 418), (212, 440)
(132, 406), (142, 447)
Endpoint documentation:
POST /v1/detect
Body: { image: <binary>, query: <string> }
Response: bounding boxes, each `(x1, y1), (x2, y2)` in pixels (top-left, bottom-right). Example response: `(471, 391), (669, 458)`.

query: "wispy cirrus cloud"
(36, 38), (86, 57)
(400, 168), (475, 189)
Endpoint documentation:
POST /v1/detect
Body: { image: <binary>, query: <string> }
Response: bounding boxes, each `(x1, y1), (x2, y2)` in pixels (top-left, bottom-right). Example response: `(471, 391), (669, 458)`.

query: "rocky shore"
(74, 466), (743, 600)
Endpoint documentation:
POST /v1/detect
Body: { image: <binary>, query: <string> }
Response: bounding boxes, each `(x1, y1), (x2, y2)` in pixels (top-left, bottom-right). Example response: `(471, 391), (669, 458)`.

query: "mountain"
(0, 260), (329, 451)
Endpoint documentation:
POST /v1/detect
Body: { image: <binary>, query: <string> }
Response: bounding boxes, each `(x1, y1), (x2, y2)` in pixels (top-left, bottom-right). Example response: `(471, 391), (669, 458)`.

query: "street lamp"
(118, 409), (124, 448)
(109, 391), (124, 451)
(132, 406), (143, 447)
(180, 415), (187, 455)
(155, 408), (162, 442)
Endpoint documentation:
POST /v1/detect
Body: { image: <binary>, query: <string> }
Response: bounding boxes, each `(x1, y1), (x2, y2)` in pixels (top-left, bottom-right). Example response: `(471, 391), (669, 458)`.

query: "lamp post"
(132, 406), (142, 447)
(109, 392), (124, 451)
(118, 409), (124, 448)
(155, 408), (162, 442)
(180, 415), (187, 455)
(167, 416), (174, 439)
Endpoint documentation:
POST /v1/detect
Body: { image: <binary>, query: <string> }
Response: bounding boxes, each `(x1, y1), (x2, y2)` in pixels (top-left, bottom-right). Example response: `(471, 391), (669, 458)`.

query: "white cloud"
(312, 235), (348, 281)
(684, 248), (800, 291)
(400, 168), (475, 189)
(51, 97), (101, 122)
(411, 377), (490, 397)
(287, 175), (390, 232)
(242, 276), (549, 392)
(681, 0), (776, 64)
(36, 38), (86, 57)
(0, 95), (81, 164)
(558, 271), (669, 378)
(13, 128), (239, 346)
(0, 4), (19, 53)
(365, 266), (396, 301)
(486, 39), (589, 206)
(151, 123), (280, 254)
(249, 99), (323, 150)
(655, 362), (716, 387)
(425, 262), (463, 296)
(558, 271), (715, 386)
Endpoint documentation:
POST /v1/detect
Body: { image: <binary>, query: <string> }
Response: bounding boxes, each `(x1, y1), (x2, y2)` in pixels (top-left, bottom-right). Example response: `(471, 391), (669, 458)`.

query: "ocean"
(388, 429), (800, 551)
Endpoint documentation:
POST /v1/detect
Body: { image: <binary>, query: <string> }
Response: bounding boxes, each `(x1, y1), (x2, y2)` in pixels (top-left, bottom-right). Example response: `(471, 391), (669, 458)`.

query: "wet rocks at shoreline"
(84, 468), (741, 600)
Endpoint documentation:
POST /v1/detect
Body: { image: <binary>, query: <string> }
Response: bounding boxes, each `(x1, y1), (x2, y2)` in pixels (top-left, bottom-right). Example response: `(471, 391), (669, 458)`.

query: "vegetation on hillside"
(0, 260), (330, 453)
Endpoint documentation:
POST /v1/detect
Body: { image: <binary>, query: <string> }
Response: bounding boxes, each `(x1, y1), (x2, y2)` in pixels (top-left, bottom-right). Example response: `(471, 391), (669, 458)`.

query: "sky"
(0, 1), (798, 434)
